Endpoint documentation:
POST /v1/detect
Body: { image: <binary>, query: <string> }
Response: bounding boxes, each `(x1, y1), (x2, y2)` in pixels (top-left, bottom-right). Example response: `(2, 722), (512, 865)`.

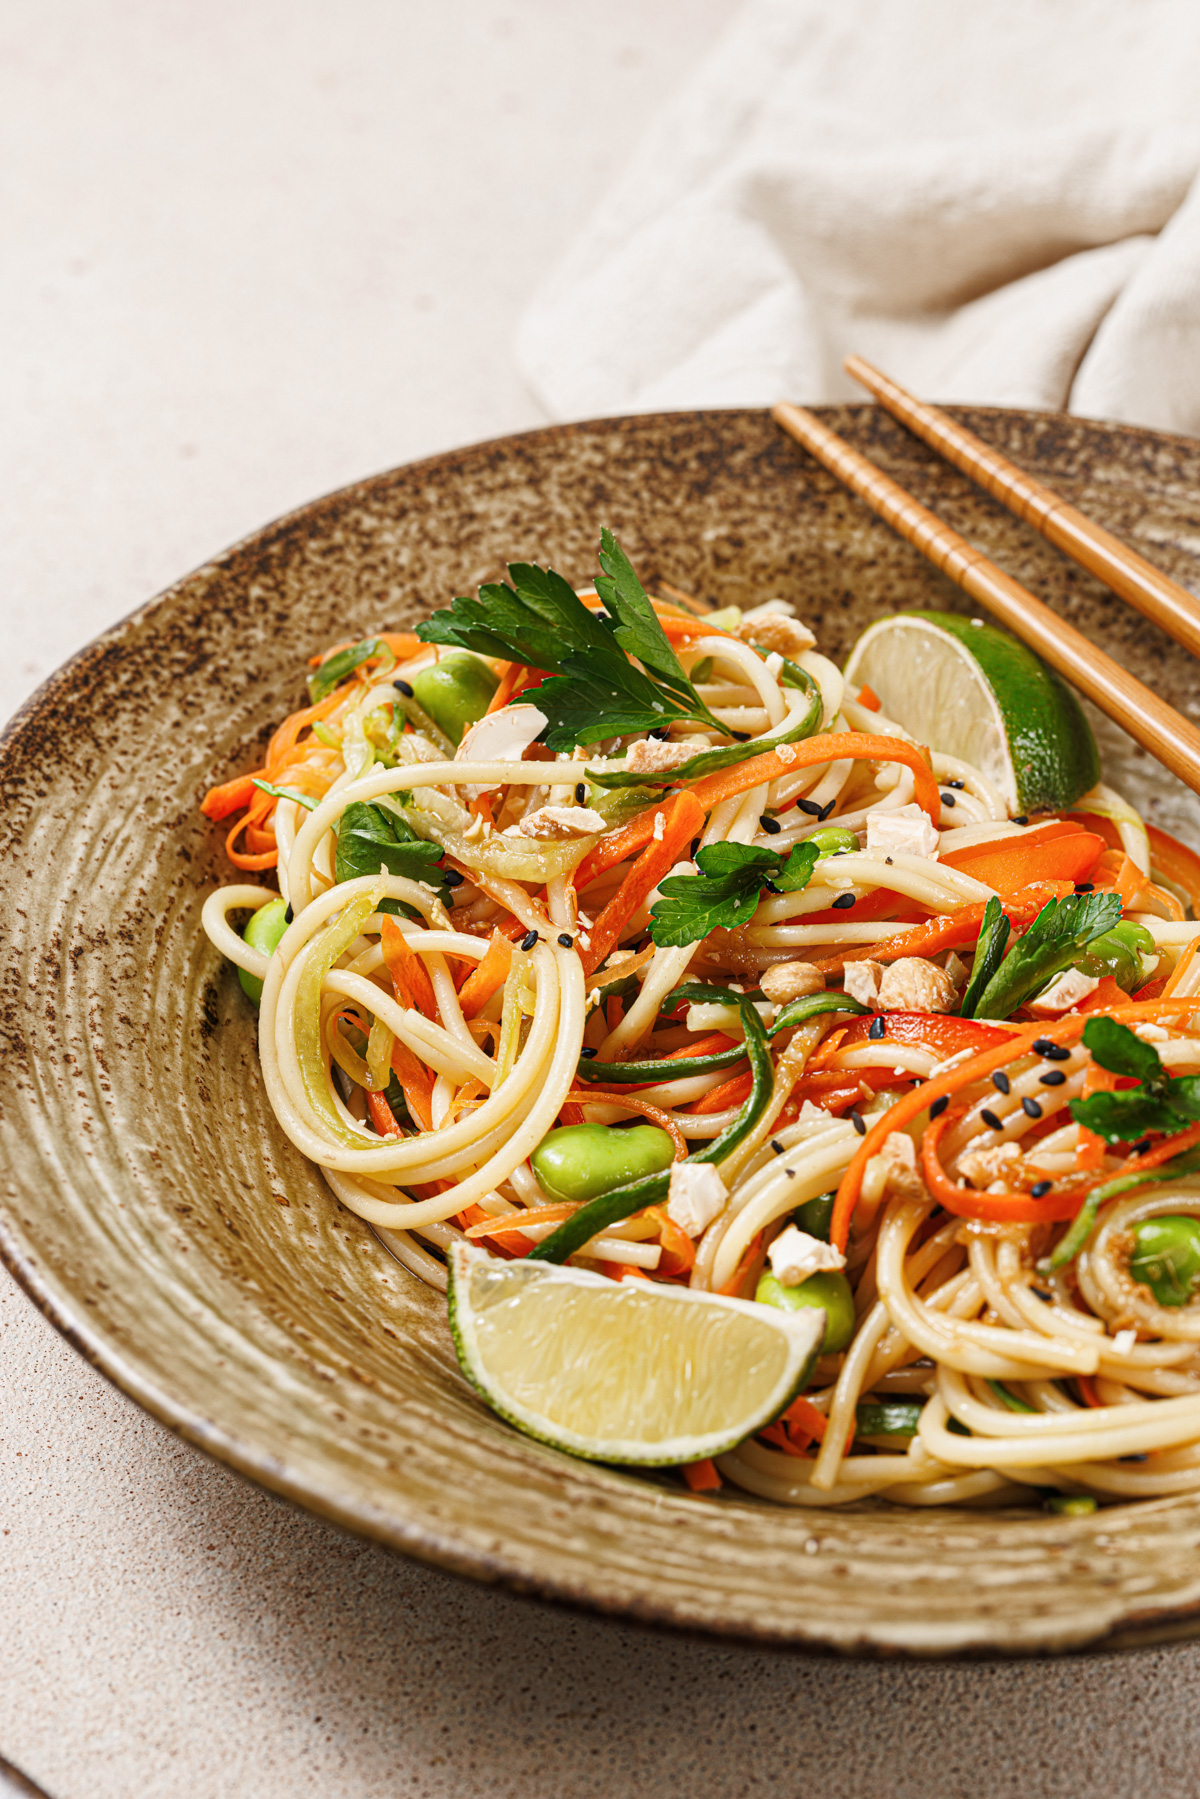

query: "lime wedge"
(447, 1242), (824, 1466)
(844, 610), (1099, 815)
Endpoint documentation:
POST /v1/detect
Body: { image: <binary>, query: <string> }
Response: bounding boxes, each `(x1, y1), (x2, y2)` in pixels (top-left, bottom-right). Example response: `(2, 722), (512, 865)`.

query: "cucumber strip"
(770, 991), (869, 1036)
(531, 986), (773, 1265)
(585, 668), (822, 789)
(575, 1043), (748, 1084)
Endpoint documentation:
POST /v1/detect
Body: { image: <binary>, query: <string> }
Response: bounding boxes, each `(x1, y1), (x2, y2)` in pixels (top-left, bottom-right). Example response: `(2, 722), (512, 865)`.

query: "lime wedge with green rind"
(844, 610), (1099, 815)
(447, 1241), (824, 1466)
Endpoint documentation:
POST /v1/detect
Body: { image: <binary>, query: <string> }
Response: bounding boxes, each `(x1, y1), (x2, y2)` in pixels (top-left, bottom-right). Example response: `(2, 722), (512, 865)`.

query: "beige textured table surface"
(3, 5), (1199, 1796)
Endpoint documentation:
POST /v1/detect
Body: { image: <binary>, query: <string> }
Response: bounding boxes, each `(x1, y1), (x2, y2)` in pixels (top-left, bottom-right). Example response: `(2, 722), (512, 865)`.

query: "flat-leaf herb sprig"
(415, 530), (727, 750)
(1070, 1017), (1200, 1144)
(969, 891), (1122, 1020)
(649, 841), (819, 946)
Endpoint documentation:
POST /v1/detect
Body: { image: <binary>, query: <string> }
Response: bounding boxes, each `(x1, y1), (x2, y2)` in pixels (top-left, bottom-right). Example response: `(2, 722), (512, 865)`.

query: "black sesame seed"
(1074, 882), (1095, 894)
(1031, 1287), (1052, 1300)
(283, 903), (294, 924)
(929, 1095), (948, 1119)
(849, 1111), (866, 1136)
(992, 1070), (1011, 1095)
(797, 798), (824, 818)
(1039, 1068), (1066, 1087)
(980, 1108), (1003, 1130)
(831, 892), (856, 911)
(947, 779), (965, 790)
(1033, 1039), (1070, 1060)
(771, 1138), (785, 1154)
(557, 933), (574, 948)
(1021, 1096), (1043, 1119)
(786, 1168), (797, 1179)
(579, 1046), (598, 1060)
(1030, 1181), (1052, 1198)
(818, 800), (837, 822)
(442, 869), (464, 888)
(1012, 815), (1029, 826)
(940, 791), (957, 808)
(520, 929), (539, 951)
(868, 1016), (886, 1040)
(1131, 1138), (1152, 1156)
(392, 677), (415, 696)
(760, 814), (782, 835)
(731, 730), (751, 742)
(575, 783), (586, 804)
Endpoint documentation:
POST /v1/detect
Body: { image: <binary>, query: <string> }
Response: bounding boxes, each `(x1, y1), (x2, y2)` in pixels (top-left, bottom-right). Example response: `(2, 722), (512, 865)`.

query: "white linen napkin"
(518, 0), (1200, 433)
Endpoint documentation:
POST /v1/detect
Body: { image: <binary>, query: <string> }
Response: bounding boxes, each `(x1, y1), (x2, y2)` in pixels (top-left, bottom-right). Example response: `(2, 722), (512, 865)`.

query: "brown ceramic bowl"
(5, 407), (1200, 1657)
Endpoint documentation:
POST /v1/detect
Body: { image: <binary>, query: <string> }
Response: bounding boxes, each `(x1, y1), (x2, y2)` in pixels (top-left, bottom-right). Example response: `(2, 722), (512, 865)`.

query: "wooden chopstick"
(844, 354), (1200, 661)
(770, 399), (1200, 800)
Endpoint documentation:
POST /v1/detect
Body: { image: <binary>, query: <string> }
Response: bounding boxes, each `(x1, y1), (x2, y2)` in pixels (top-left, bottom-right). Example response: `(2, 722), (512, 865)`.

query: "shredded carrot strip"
(581, 789), (706, 974)
(456, 929), (513, 1019)
(814, 889), (1062, 974)
(1093, 849), (1144, 907)
(1077, 1375), (1104, 1409)
(562, 1089), (689, 1159)
(464, 1203), (577, 1239)
(485, 661), (523, 714)
(366, 1090), (404, 1138)
(1075, 1060), (1117, 1174)
(856, 684), (881, 712)
(920, 1108), (1087, 1224)
(682, 1459), (722, 1491)
(686, 1071), (753, 1115)
(717, 1230), (763, 1297)
(759, 1420), (807, 1458)
(649, 1205), (696, 1278)
(783, 1395), (836, 1444)
(201, 773), (263, 821)
(380, 915), (438, 1020)
(390, 1038), (435, 1133)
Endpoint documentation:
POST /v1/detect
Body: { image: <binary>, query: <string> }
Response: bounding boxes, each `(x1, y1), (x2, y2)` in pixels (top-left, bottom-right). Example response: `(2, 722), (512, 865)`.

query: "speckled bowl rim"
(8, 406), (1200, 1660)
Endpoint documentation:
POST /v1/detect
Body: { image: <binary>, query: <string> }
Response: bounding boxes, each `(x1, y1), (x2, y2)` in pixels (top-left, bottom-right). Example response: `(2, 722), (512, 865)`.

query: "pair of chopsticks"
(771, 360), (1200, 798)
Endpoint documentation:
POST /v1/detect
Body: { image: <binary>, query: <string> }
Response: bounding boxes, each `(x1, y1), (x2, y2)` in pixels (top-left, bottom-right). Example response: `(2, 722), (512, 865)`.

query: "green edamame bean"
(792, 1191), (835, 1242)
(238, 896), (288, 1004)
(809, 826), (858, 857)
(410, 653), (499, 746)
(1078, 925), (1150, 993)
(754, 1268), (855, 1353)
(1110, 920), (1155, 957)
(530, 1123), (676, 1205)
(1129, 1215), (1200, 1307)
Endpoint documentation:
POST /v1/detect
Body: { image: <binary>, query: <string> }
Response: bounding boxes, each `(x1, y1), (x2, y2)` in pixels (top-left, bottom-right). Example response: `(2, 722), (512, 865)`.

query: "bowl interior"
(5, 405), (1200, 1655)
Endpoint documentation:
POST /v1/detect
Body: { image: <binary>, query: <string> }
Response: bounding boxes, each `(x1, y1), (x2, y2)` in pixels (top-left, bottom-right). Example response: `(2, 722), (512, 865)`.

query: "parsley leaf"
(1080, 1015), (1163, 1083)
(958, 896), (1010, 1019)
(415, 534), (726, 750)
(251, 777), (317, 811)
(308, 638), (381, 703)
(334, 801), (445, 913)
(1070, 1017), (1200, 1143)
(649, 841), (818, 947)
(970, 891), (1122, 1019)
(595, 529), (698, 706)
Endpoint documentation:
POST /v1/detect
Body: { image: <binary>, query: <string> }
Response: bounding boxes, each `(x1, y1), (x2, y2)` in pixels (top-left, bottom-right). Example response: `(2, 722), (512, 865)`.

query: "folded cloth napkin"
(518, 0), (1200, 433)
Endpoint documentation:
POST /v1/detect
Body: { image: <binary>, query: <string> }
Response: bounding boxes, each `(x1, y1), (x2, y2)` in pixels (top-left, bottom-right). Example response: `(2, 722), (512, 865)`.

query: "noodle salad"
(200, 531), (1200, 1511)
